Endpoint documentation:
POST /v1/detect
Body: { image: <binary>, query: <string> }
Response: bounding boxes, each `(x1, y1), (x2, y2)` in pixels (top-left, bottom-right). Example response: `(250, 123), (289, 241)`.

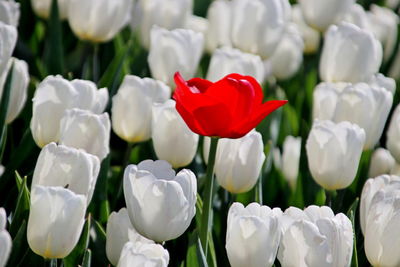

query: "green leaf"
(9, 176), (30, 237)
(89, 220), (108, 267)
(196, 236), (208, 267)
(82, 249), (92, 267)
(6, 220), (28, 267)
(0, 63), (14, 149)
(89, 155), (110, 224)
(347, 198), (359, 267)
(45, 0), (64, 74)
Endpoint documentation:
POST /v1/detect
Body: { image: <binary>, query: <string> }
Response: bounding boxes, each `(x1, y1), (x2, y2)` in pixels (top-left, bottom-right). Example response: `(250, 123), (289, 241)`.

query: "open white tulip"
(123, 160), (196, 242)
(0, 21), (17, 76)
(306, 120), (365, 190)
(319, 22), (382, 83)
(0, 0), (19, 26)
(117, 241), (169, 267)
(31, 0), (69, 19)
(148, 27), (204, 88)
(32, 142), (100, 204)
(278, 205), (354, 267)
(205, 0), (232, 53)
(368, 148), (396, 178)
(59, 108), (111, 161)
(226, 202), (282, 267)
(68, 0), (132, 43)
(112, 75), (170, 143)
(386, 104), (400, 162)
(27, 185), (86, 259)
(152, 100), (198, 168)
(0, 208), (11, 267)
(291, 5), (320, 54)
(207, 46), (264, 84)
(281, 136), (301, 190)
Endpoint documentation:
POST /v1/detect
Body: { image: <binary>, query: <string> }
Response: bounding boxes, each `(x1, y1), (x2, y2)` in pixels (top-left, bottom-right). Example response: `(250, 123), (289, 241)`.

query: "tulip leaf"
(0, 63), (14, 152)
(196, 237), (208, 267)
(347, 198), (359, 267)
(9, 176), (30, 237)
(81, 249), (92, 267)
(89, 220), (107, 267)
(63, 215), (91, 267)
(6, 220), (28, 267)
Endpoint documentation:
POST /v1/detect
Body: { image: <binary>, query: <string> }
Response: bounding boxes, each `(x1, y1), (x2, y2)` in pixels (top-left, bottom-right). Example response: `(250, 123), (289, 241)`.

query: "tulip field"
(2, 0), (400, 266)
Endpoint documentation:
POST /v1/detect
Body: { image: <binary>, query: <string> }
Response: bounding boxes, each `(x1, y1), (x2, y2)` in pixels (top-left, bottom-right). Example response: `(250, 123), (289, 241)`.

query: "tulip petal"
(192, 103), (233, 137)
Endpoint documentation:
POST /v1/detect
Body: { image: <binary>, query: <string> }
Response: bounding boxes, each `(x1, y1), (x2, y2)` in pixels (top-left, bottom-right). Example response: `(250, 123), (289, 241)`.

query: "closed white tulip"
(368, 73), (396, 95)
(67, 0), (132, 43)
(59, 108), (111, 161)
(205, 0), (232, 53)
(333, 83), (393, 150)
(226, 202), (282, 267)
(206, 47), (264, 83)
(31, 76), (108, 147)
(204, 130), (265, 194)
(32, 142), (100, 204)
(320, 22), (383, 83)
(106, 208), (153, 266)
(268, 24), (304, 80)
(387, 0), (400, 8)
(368, 148), (396, 178)
(148, 27), (203, 88)
(135, 0), (193, 49)
(0, 208), (11, 267)
(291, 5), (320, 54)
(0, 0), (19, 26)
(112, 75), (170, 143)
(31, 0), (69, 19)
(117, 241), (169, 267)
(298, 0), (355, 31)
(336, 3), (369, 29)
(185, 15), (208, 37)
(306, 120), (365, 190)
(152, 100), (198, 168)
(386, 104), (400, 162)
(281, 136), (301, 190)
(123, 160), (196, 242)
(0, 58), (29, 124)
(27, 185), (86, 259)
(231, 0), (289, 59)
(278, 205), (354, 267)
(0, 21), (17, 76)
(312, 82), (348, 121)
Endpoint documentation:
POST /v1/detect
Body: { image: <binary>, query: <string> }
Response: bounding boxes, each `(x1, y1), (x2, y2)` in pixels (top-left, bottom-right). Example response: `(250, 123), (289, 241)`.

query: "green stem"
(255, 171), (263, 204)
(92, 44), (99, 83)
(325, 189), (337, 208)
(199, 137), (219, 257)
(47, 259), (57, 267)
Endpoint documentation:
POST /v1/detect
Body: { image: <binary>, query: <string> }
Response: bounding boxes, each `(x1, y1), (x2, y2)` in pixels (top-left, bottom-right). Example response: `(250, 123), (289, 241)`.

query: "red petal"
(191, 103), (233, 137)
(223, 73), (264, 105)
(175, 102), (207, 136)
(187, 78), (213, 93)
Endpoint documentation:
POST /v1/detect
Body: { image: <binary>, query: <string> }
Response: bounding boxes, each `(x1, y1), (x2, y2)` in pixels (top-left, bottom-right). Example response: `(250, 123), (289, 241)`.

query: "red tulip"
(173, 72), (287, 138)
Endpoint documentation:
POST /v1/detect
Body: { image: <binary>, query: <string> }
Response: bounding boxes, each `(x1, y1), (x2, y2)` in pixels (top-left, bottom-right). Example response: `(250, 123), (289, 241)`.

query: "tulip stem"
(325, 190), (337, 208)
(200, 137), (219, 257)
(46, 259), (57, 267)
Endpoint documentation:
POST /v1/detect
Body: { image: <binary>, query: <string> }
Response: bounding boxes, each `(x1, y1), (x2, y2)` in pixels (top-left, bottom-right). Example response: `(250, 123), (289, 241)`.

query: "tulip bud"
(27, 185), (86, 259)
(291, 4), (320, 54)
(152, 100), (198, 168)
(0, 0), (19, 26)
(185, 15), (208, 37)
(148, 27), (204, 88)
(0, 22), (17, 76)
(268, 24), (304, 80)
(320, 22), (382, 83)
(59, 109), (110, 161)
(0, 58), (29, 124)
(117, 241), (169, 267)
(336, 3), (369, 29)
(112, 75), (170, 143)
(333, 83), (393, 150)
(368, 73), (396, 95)
(281, 136), (301, 190)
(31, 76), (108, 147)
(231, 0), (289, 59)
(0, 208), (11, 267)
(207, 47), (264, 84)
(278, 205), (354, 267)
(135, 0), (193, 49)
(368, 148), (396, 178)
(204, 131), (266, 194)
(205, 0), (232, 53)
(387, 104), (400, 163)
(298, 0), (355, 32)
(30, 0), (68, 19)
(226, 202), (282, 267)
(106, 208), (153, 266)
(32, 142), (100, 204)
(124, 160), (196, 242)
(306, 120), (366, 190)
(312, 82), (348, 121)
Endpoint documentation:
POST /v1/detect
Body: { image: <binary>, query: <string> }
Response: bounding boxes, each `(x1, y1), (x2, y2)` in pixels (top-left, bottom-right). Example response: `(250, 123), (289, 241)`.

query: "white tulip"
(106, 208), (153, 266)
(336, 4), (369, 29)
(319, 22), (383, 83)
(281, 136), (301, 190)
(0, 58), (29, 123)
(368, 73), (396, 95)
(312, 82), (348, 121)
(367, 5), (399, 62)
(205, 0), (232, 53)
(152, 100), (198, 168)
(368, 148), (396, 178)
(206, 46), (264, 84)
(226, 202), (282, 267)
(306, 120), (365, 190)
(298, 0), (355, 31)
(387, 104), (400, 163)
(0, 208), (11, 267)
(268, 24), (304, 80)
(387, 0), (400, 8)
(333, 83), (393, 150)
(27, 185), (86, 259)
(123, 160), (196, 242)
(32, 142), (100, 204)
(204, 130), (265, 194)
(59, 108), (111, 161)
(112, 75), (170, 143)
(291, 5), (320, 54)
(30, 0), (69, 19)
(185, 15), (208, 37)
(278, 205), (354, 267)
(67, 0), (132, 43)
(0, 0), (19, 26)
(0, 21), (17, 76)
(231, 0), (289, 59)
(135, 0), (193, 49)
(148, 26), (203, 88)
(117, 241), (169, 267)
(31, 76), (108, 147)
